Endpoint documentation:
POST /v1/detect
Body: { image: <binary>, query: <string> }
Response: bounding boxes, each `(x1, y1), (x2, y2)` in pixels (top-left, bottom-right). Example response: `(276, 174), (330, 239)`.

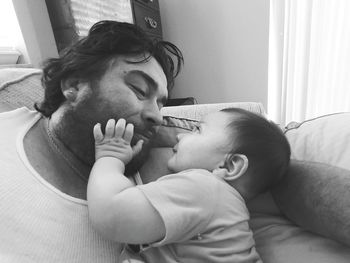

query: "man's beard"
(125, 135), (154, 177)
(56, 101), (98, 168)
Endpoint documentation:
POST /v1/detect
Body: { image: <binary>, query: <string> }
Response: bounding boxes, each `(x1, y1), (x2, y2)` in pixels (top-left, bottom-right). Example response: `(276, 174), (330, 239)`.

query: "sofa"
(1, 68), (350, 262)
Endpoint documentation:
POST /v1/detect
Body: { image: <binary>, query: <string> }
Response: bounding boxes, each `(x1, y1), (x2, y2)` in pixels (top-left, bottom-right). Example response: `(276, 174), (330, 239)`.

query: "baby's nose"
(176, 133), (186, 141)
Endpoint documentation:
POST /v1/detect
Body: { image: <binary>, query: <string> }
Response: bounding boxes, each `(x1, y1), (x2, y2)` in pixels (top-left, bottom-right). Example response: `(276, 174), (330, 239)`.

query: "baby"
(87, 108), (291, 262)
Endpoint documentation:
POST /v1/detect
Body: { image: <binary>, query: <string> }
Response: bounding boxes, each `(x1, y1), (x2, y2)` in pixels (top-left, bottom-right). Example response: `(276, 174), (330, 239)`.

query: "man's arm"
(271, 160), (350, 246)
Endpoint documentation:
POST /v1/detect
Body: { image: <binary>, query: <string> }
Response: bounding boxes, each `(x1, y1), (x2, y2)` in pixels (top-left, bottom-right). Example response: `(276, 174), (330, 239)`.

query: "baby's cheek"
(166, 155), (175, 171)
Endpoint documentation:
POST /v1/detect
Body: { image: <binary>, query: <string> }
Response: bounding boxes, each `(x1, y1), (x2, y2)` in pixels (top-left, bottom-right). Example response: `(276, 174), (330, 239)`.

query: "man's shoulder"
(0, 106), (37, 118)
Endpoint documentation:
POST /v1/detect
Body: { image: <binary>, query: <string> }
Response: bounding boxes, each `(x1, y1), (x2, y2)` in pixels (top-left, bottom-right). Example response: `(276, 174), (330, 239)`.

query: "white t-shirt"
(135, 169), (262, 263)
(0, 108), (121, 262)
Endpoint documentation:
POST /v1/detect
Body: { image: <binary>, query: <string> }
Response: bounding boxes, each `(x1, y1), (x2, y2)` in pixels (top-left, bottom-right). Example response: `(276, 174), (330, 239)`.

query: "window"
(0, 0), (21, 65)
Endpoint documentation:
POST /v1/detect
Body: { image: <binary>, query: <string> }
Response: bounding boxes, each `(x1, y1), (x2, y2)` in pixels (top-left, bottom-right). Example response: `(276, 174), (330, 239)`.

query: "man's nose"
(142, 101), (163, 126)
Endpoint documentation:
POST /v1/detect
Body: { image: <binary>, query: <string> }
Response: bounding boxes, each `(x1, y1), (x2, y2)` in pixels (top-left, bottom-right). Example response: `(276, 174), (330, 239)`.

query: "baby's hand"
(93, 119), (143, 164)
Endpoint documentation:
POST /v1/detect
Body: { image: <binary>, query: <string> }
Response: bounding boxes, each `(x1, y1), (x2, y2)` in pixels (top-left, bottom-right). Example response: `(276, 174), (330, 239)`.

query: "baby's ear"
(213, 154), (248, 181)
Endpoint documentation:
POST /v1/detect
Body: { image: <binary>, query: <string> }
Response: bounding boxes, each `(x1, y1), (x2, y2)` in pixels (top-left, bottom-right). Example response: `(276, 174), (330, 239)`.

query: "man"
(0, 20), (349, 263)
(0, 20), (183, 262)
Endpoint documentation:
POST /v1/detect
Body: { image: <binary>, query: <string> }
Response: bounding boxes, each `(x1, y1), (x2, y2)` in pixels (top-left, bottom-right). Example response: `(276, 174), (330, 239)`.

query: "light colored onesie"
(134, 169), (262, 263)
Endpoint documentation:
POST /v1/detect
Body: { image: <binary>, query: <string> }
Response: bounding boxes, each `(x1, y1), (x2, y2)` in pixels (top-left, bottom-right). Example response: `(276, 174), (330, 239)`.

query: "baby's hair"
(220, 108), (291, 196)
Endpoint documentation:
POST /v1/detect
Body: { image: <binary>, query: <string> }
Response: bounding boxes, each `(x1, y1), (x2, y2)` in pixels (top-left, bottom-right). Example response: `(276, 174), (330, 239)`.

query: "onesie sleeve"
(136, 169), (218, 246)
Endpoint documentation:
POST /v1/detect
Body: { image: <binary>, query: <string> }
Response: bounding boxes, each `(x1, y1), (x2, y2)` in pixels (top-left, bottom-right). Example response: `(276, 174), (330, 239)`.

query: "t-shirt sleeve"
(136, 170), (218, 246)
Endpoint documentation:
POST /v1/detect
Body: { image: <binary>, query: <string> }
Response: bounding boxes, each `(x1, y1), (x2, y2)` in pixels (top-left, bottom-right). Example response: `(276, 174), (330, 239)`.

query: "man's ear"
(61, 78), (81, 101)
(213, 154), (248, 181)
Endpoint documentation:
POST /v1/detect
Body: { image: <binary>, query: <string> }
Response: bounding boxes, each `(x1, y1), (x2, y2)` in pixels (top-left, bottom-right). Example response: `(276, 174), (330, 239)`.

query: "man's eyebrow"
(129, 70), (168, 105)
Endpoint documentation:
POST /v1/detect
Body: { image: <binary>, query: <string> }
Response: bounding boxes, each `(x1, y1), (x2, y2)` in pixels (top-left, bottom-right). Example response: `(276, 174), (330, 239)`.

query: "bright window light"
(0, 0), (20, 48)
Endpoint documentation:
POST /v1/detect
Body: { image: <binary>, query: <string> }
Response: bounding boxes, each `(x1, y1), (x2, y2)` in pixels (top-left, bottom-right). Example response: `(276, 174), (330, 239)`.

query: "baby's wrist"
(96, 156), (126, 171)
(95, 149), (131, 163)
(95, 152), (125, 162)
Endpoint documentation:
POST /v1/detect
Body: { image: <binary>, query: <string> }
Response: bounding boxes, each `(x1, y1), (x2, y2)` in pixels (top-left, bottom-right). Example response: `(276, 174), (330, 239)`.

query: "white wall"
(159, 0), (270, 108)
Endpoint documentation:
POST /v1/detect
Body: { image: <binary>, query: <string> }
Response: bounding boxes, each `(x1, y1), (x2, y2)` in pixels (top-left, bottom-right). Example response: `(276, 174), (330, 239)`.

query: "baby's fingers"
(93, 123), (103, 142)
(124, 123), (134, 143)
(105, 119), (116, 139)
(115, 119), (126, 138)
(132, 140), (144, 157)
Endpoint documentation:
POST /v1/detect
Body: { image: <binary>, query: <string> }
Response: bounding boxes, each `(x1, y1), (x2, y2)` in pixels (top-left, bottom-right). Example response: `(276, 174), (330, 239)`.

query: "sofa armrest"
(161, 102), (266, 120)
(0, 68), (43, 112)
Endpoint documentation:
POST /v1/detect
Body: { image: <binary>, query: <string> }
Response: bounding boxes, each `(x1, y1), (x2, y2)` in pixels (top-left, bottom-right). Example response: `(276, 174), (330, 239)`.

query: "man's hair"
(35, 20), (184, 117)
(220, 108), (291, 196)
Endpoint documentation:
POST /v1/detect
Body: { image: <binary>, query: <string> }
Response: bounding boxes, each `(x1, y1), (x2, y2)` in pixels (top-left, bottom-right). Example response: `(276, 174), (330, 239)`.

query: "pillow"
(284, 112), (350, 170)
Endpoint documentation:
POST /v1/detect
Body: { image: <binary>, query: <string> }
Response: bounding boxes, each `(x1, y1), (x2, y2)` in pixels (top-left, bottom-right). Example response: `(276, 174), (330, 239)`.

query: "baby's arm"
(87, 119), (165, 244)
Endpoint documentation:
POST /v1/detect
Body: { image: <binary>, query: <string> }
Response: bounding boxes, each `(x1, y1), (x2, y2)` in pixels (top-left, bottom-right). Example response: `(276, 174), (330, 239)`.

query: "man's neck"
(50, 109), (95, 168)
(23, 116), (91, 199)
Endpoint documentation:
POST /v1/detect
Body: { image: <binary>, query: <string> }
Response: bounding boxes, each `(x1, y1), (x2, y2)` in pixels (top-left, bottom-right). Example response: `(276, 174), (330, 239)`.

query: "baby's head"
(219, 108), (291, 200)
(167, 108), (291, 200)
